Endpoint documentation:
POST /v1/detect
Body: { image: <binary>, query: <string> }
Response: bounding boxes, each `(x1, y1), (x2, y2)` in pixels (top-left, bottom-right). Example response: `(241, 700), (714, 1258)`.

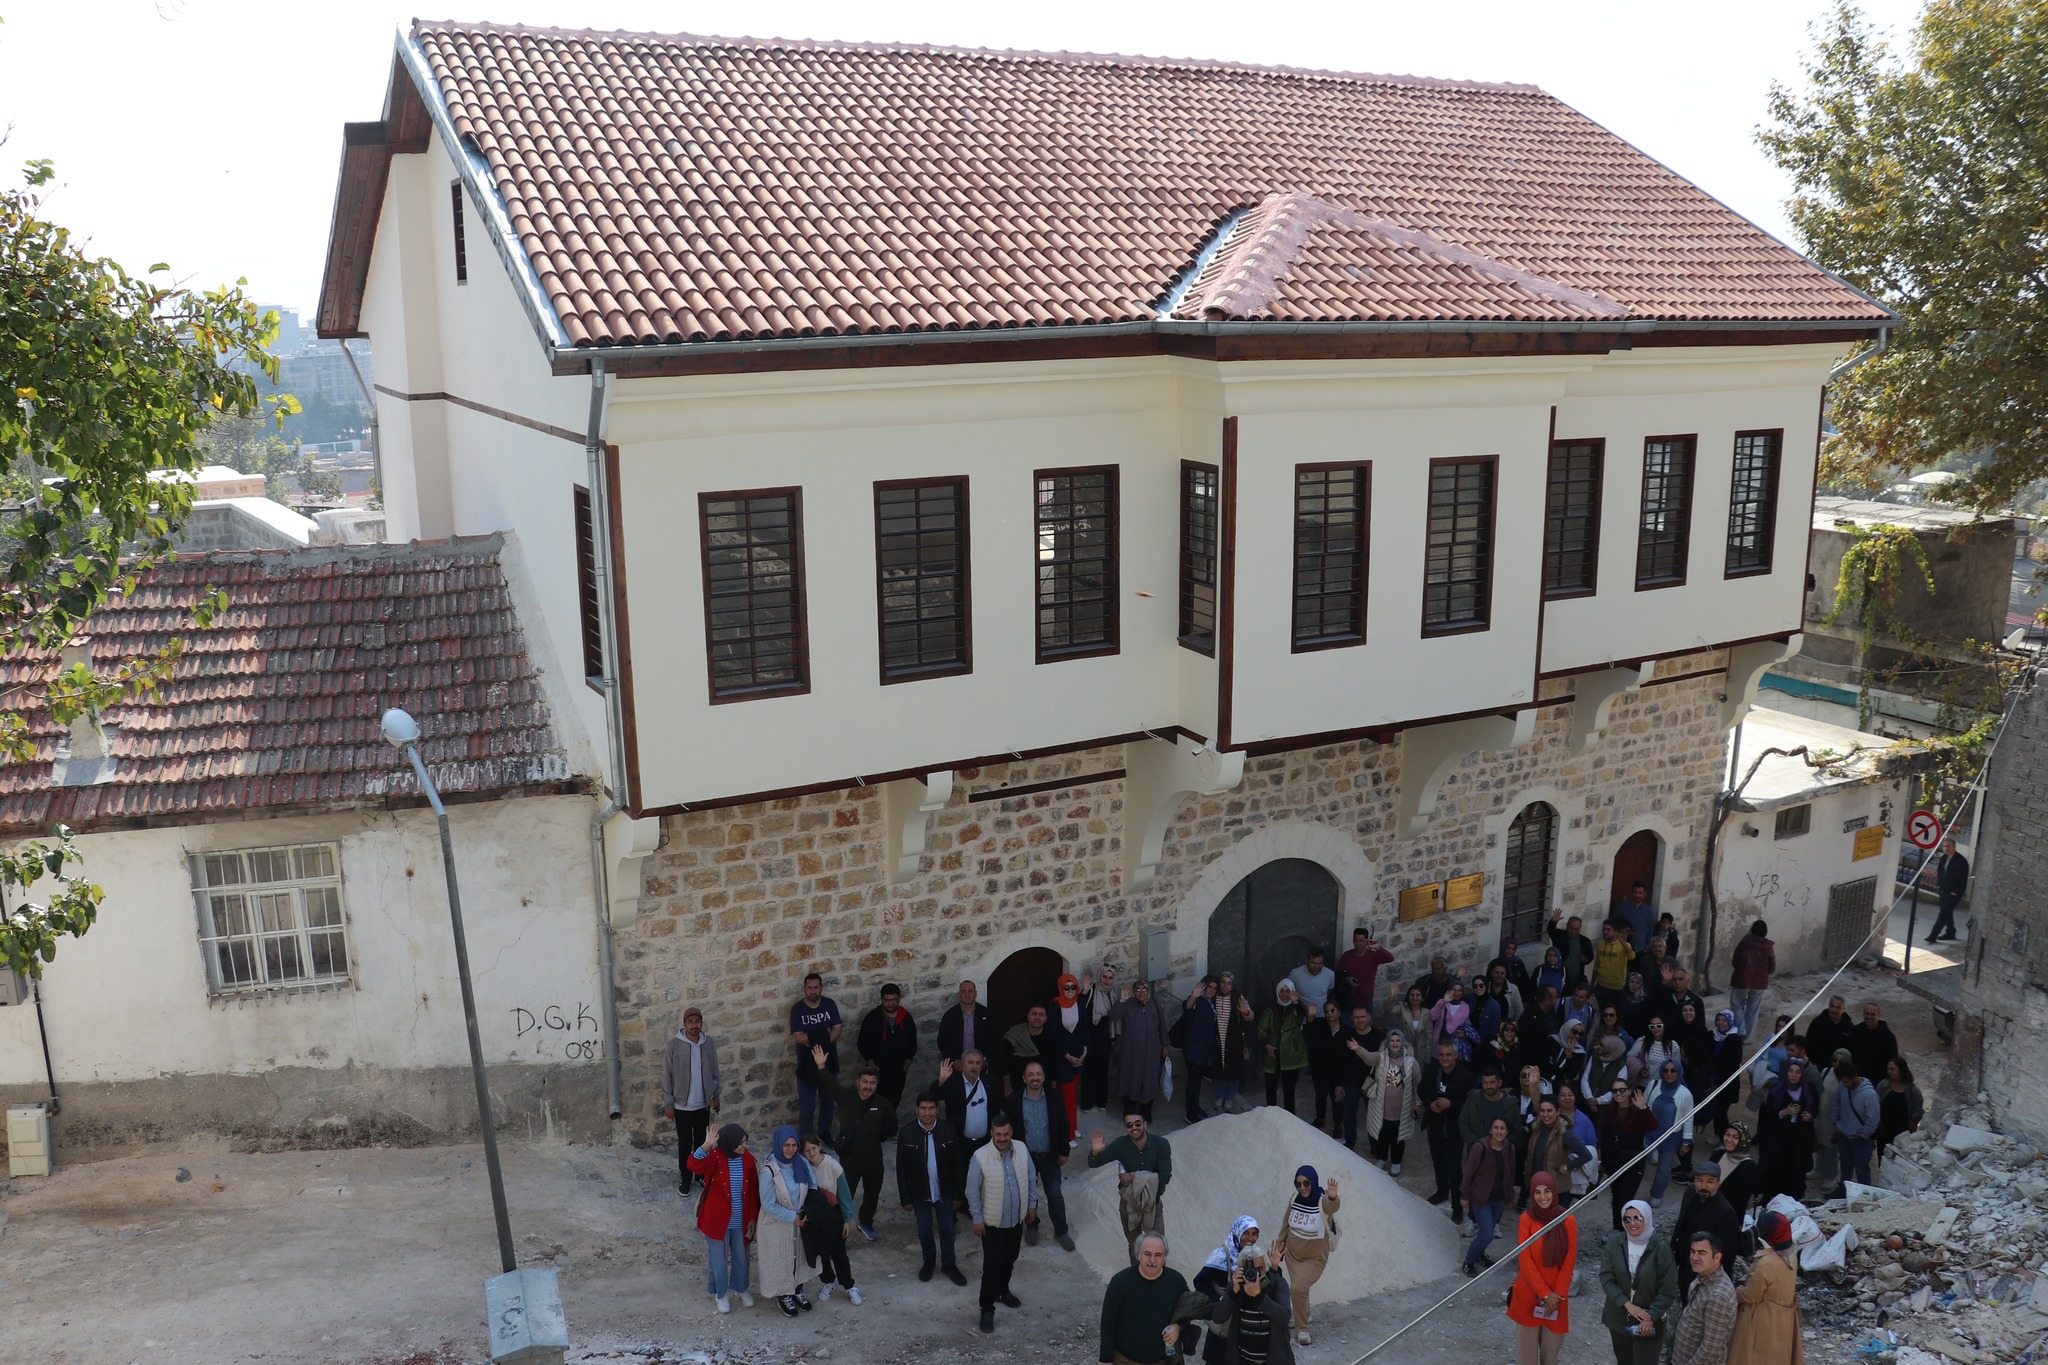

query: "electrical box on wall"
(0, 970), (25, 1006)
(7, 1103), (51, 1177)
(1141, 925), (1170, 981)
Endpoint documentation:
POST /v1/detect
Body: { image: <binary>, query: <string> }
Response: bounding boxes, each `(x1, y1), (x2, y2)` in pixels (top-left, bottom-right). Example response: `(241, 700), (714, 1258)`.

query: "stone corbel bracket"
(883, 771), (956, 883)
(1397, 711), (1539, 837)
(1565, 665), (1650, 756)
(1721, 635), (1802, 730)
(601, 813), (663, 929)
(1124, 736), (1247, 892)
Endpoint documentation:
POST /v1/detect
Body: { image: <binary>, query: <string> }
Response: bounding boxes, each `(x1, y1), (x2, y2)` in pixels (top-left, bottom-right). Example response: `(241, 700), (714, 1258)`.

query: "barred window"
(1774, 804), (1811, 840)
(1725, 430), (1783, 576)
(450, 181), (468, 284)
(699, 488), (808, 698)
(1543, 439), (1604, 598)
(1035, 466), (1119, 661)
(1636, 436), (1696, 587)
(191, 844), (351, 995)
(1423, 457), (1496, 633)
(1179, 462), (1219, 653)
(1292, 463), (1369, 649)
(875, 478), (971, 681)
(1501, 802), (1557, 946)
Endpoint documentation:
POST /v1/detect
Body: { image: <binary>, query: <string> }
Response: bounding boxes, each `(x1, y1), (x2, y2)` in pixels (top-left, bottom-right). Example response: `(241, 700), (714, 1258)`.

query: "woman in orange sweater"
(1507, 1171), (1578, 1365)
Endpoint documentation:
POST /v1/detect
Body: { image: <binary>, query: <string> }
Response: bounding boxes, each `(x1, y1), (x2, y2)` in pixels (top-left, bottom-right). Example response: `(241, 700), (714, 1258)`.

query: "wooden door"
(1609, 830), (1662, 913)
(1207, 858), (1339, 1088)
(988, 947), (1064, 1044)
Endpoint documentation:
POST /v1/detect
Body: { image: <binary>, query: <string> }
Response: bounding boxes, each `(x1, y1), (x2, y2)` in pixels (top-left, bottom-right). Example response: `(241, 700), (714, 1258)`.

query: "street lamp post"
(382, 706), (517, 1272)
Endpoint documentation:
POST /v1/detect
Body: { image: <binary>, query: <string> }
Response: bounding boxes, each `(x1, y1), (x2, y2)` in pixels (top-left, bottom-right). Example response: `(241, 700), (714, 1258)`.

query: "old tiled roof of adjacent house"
(0, 535), (585, 834)
(382, 21), (1887, 349)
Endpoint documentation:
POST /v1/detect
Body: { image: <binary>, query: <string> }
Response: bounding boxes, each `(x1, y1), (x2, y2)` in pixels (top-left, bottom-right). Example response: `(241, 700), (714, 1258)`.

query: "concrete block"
(486, 1267), (567, 1365)
(1943, 1124), (1999, 1153)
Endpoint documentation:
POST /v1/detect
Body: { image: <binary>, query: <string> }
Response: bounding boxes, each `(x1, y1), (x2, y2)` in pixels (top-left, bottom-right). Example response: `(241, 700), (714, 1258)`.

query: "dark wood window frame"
(1034, 464), (1120, 664)
(1543, 437), (1604, 600)
(571, 485), (606, 690)
(1291, 461), (1371, 652)
(873, 476), (973, 684)
(1635, 434), (1697, 590)
(1422, 455), (1498, 637)
(1724, 428), (1784, 579)
(1178, 460), (1219, 655)
(450, 181), (468, 285)
(698, 486), (810, 703)
(1501, 801), (1558, 947)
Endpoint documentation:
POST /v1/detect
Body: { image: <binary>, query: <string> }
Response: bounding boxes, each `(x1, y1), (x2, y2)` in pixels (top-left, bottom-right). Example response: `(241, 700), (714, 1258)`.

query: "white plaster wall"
(1713, 779), (1906, 975)
(0, 796), (604, 1088)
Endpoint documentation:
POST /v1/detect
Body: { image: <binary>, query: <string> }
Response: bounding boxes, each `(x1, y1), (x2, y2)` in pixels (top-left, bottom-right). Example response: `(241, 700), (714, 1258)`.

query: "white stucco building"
(313, 23), (1895, 1137)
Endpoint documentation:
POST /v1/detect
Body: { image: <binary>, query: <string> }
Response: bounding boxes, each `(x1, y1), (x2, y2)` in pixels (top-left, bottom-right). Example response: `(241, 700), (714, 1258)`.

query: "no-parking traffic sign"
(1907, 809), (1943, 850)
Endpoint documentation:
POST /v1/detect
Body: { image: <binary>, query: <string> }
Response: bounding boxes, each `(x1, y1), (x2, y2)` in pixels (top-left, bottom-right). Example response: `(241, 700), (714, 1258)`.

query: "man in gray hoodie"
(663, 1007), (721, 1194)
(1829, 1060), (1880, 1195)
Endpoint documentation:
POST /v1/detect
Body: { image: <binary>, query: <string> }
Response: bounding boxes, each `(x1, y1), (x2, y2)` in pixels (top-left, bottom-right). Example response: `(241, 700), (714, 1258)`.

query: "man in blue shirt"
(1613, 882), (1656, 954)
(790, 972), (843, 1141)
(1005, 1059), (1076, 1251)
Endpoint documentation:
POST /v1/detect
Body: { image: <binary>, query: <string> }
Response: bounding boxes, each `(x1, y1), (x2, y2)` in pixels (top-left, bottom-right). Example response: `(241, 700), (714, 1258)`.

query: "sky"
(0, 0), (1926, 323)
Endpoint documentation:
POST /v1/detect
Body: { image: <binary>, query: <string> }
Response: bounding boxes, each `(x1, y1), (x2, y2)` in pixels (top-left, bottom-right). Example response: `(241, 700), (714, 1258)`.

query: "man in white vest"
(966, 1113), (1039, 1334)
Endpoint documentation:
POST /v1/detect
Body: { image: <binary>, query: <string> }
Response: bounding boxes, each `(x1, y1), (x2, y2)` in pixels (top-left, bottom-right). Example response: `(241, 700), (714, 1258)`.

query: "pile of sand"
(1069, 1108), (1465, 1300)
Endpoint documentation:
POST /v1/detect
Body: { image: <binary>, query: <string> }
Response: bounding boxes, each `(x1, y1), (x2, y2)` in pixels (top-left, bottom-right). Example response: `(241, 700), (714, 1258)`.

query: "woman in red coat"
(1507, 1170), (1578, 1365)
(686, 1124), (761, 1312)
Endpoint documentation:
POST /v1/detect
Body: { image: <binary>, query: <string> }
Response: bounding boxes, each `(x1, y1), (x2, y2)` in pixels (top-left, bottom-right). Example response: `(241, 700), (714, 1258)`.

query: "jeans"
(1465, 1198), (1506, 1267)
(911, 1197), (958, 1268)
(1031, 1151), (1069, 1237)
(1338, 1086), (1364, 1148)
(1213, 1078), (1241, 1110)
(706, 1224), (749, 1298)
(1427, 1125), (1465, 1215)
(1650, 1143), (1679, 1202)
(1728, 988), (1765, 1044)
(797, 1075), (837, 1142)
(1838, 1135), (1875, 1188)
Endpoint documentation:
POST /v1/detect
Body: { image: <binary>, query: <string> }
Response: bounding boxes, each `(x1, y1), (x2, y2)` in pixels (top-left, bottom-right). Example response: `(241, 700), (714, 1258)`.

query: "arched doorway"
(1207, 858), (1340, 1088)
(987, 946), (1065, 1051)
(1609, 829), (1662, 919)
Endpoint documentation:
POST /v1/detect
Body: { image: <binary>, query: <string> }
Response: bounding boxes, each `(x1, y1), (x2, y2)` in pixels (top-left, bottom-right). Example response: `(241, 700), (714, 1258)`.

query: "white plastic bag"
(1801, 1223), (1858, 1271)
(1766, 1193), (1824, 1252)
(1160, 1058), (1175, 1101)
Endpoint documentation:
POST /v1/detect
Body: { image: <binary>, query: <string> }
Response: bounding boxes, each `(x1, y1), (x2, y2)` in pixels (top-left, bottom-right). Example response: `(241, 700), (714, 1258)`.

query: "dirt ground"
(0, 963), (1947, 1365)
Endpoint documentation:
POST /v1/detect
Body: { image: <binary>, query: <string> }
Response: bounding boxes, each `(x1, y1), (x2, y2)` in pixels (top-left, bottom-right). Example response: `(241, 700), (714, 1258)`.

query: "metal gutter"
(582, 359), (626, 1122)
(1154, 208), (1252, 321)
(338, 340), (383, 514)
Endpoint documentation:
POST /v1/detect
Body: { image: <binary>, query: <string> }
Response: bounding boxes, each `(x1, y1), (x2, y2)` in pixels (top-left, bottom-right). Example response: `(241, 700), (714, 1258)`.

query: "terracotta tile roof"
(409, 21), (1888, 349)
(0, 536), (581, 834)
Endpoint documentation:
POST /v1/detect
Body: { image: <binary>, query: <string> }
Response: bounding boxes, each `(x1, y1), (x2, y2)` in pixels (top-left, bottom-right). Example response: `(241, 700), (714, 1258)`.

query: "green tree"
(1761, 0), (2048, 512)
(1, 160), (281, 978)
(200, 412), (341, 505)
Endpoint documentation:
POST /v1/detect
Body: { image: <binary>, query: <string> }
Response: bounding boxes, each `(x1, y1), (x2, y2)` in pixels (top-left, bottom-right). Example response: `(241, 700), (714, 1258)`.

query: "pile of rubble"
(1793, 1104), (2048, 1365)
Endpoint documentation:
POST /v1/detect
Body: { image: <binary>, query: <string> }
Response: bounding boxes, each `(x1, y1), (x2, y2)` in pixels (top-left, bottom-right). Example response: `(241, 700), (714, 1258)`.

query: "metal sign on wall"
(1852, 825), (1887, 861)
(1397, 882), (1444, 921)
(1445, 873), (1485, 911)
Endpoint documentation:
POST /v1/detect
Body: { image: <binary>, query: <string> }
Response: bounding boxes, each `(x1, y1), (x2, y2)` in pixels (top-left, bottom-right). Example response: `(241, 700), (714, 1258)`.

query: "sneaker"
(1427, 1190), (1448, 1205)
(795, 1292), (812, 1312)
(979, 1309), (996, 1334)
(714, 1293), (731, 1313)
(778, 1296), (801, 1318)
(1461, 1224), (1475, 1238)
(679, 1180), (692, 1196)
(942, 1264), (968, 1287)
(999, 1292), (1022, 1308)
(818, 1284), (834, 1301)
(848, 1286), (864, 1306)
(1297, 1330), (1312, 1346)
(1464, 1263), (1479, 1279)
(918, 1263), (936, 1283)
(858, 1222), (878, 1242)
(1056, 1232), (1076, 1252)
(1391, 1163), (1403, 1176)
(739, 1292), (756, 1308)
(1025, 1222), (1039, 1246)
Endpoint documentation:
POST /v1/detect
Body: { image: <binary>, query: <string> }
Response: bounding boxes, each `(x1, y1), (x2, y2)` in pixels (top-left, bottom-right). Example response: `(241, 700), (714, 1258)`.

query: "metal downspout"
(583, 359), (626, 1121)
(338, 340), (383, 518)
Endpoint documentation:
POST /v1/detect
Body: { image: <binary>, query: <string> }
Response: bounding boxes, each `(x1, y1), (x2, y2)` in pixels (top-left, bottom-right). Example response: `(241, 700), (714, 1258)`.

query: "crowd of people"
(656, 909), (1896, 1363)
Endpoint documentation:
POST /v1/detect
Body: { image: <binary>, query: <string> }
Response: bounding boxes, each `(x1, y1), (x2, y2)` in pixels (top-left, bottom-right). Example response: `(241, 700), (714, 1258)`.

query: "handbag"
(1161, 1057), (1175, 1100)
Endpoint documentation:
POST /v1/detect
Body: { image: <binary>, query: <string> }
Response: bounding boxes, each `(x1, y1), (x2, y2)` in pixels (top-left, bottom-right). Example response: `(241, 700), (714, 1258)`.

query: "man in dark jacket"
(1544, 914), (1596, 992)
(1928, 837), (1969, 942)
(1335, 1005), (1382, 1149)
(819, 1055), (896, 1239)
(1669, 1162), (1742, 1295)
(1848, 1005), (1899, 1096)
(1411, 957), (1457, 1007)
(1727, 921), (1775, 1043)
(1804, 996), (1855, 1067)
(938, 1051), (998, 1154)
(1420, 1040), (1475, 1220)
(1458, 1066), (1522, 1151)
(937, 979), (992, 1064)
(856, 982), (918, 1106)
(897, 1091), (968, 1285)
(1007, 1058), (1076, 1251)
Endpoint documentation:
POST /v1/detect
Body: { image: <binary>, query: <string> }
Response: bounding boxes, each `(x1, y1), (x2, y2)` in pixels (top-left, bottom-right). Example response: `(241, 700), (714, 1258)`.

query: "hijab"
(1527, 1172), (1571, 1267)
(1293, 1165), (1323, 1208)
(715, 1123), (746, 1156)
(1057, 974), (1082, 1031)
(1712, 1009), (1738, 1043)
(769, 1124), (813, 1187)
(1623, 972), (1649, 1005)
(1276, 981), (1299, 1007)
(1598, 1034), (1627, 1063)
(1383, 1029), (1407, 1064)
(1203, 1214), (1261, 1273)
(1622, 1199), (1655, 1249)
(1554, 1020), (1587, 1054)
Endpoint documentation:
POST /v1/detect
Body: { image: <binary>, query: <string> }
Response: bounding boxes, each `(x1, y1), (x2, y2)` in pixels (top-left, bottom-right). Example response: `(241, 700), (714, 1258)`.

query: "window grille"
(876, 478), (971, 680)
(1636, 436), (1696, 586)
(1543, 439), (1603, 597)
(1292, 463), (1369, 648)
(1035, 466), (1119, 660)
(1501, 803), (1557, 946)
(191, 844), (352, 995)
(1179, 462), (1219, 652)
(1726, 431), (1783, 576)
(1424, 458), (1495, 632)
(700, 488), (809, 697)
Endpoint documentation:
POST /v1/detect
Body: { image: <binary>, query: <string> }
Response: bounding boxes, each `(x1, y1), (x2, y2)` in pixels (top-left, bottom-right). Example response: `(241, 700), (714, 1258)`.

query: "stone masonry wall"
(613, 658), (1732, 1143)
(1958, 675), (2048, 1143)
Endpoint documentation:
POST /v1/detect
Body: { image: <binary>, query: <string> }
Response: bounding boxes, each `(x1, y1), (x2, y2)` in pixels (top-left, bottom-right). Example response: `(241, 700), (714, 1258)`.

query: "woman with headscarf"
(1598, 1198), (1678, 1365)
(1729, 1211), (1805, 1365)
(1109, 978), (1170, 1120)
(1713, 1121), (1761, 1227)
(1874, 1056), (1925, 1163)
(1194, 1214), (1262, 1301)
(1549, 1020), (1590, 1093)
(1493, 937), (1535, 1001)
(1430, 981), (1472, 1050)
(1508, 1172), (1579, 1365)
(687, 1123), (760, 1312)
(1260, 981), (1310, 1114)
(1048, 973), (1093, 1131)
(1363, 1028), (1420, 1174)
(1271, 1165), (1340, 1347)
(1534, 946), (1567, 998)
(1618, 973), (1655, 1038)
(1584, 1033), (1631, 1106)
(1701, 1010), (1746, 1135)
(1470, 975), (1504, 1045)
(1645, 1059), (1693, 1203)
(1461, 1114), (1518, 1277)
(1759, 1058), (1819, 1202)
(757, 1124), (819, 1315)
(1306, 1000), (1348, 1135)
